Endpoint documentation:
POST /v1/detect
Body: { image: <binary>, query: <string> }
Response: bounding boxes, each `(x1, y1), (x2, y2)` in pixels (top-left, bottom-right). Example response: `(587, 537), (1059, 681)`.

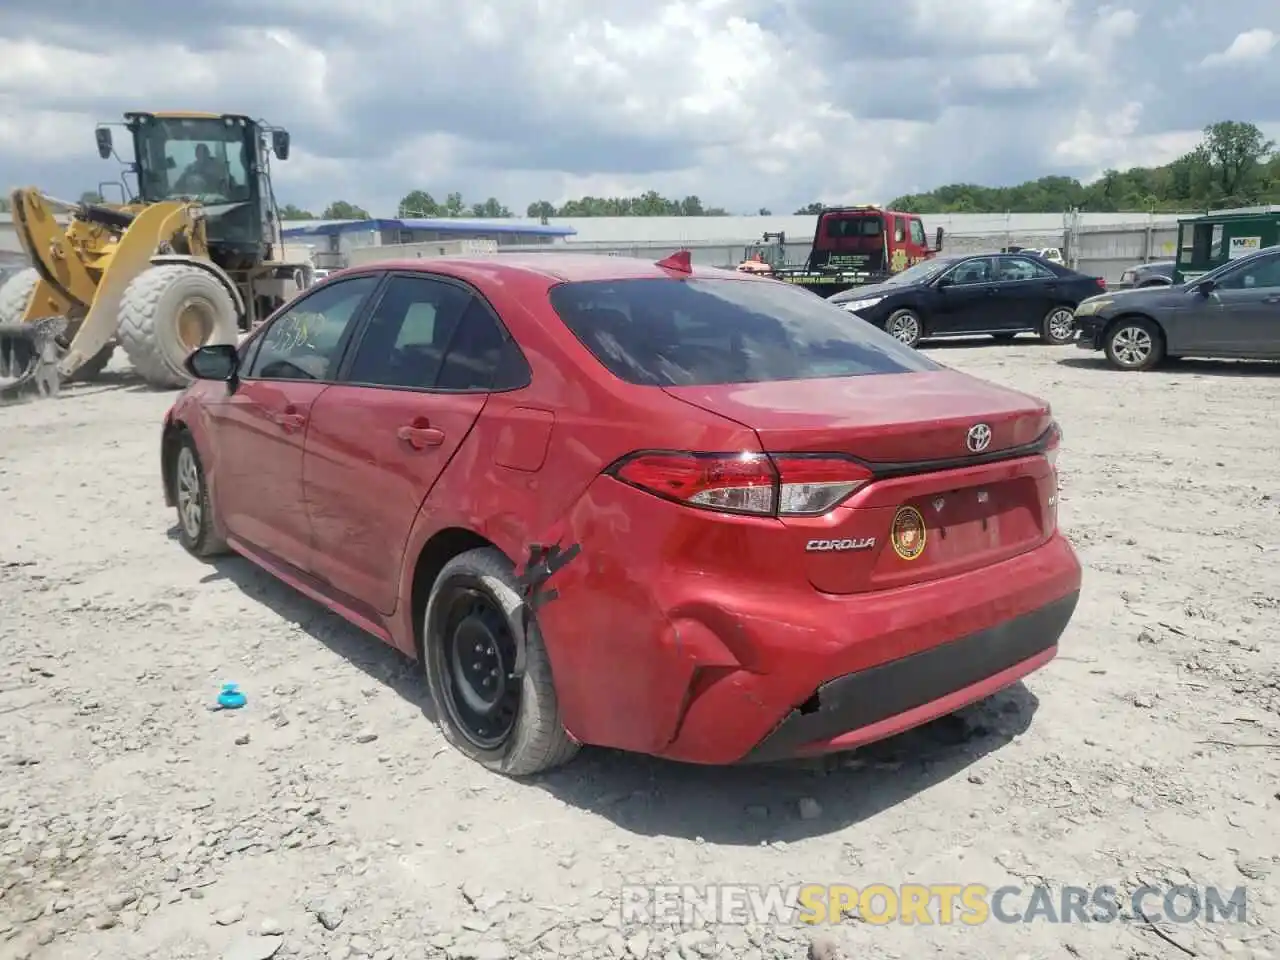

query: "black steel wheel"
(422, 547), (580, 776)
(439, 586), (521, 749)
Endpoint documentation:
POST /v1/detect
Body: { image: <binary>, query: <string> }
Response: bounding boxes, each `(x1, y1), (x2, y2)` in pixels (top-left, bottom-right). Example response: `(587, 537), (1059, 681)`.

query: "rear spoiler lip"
(853, 422), (1058, 480)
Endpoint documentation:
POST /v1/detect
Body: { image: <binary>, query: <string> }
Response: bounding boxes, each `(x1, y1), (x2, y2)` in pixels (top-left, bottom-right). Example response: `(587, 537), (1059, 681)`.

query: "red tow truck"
(737, 205), (945, 297)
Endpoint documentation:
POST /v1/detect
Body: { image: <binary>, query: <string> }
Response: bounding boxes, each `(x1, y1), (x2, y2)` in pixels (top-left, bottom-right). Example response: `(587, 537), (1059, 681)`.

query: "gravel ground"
(0, 341), (1277, 960)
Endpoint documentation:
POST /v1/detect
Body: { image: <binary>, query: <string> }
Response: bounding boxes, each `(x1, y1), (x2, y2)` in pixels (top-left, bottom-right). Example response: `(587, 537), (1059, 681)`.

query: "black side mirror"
(272, 130), (291, 160)
(1196, 279), (1216, 296)
(935, 226), (945, 251)
(934, 274), (952, 288)
(95, 127), (113, 160)
(185, 344), (238, 381)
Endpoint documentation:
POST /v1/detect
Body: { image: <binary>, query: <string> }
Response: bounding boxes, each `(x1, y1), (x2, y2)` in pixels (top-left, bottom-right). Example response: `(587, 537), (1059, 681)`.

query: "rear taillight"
(1043, 421), (1061, 472)
(1043, 422), (1061, 529)
(611, 452), (873, 517)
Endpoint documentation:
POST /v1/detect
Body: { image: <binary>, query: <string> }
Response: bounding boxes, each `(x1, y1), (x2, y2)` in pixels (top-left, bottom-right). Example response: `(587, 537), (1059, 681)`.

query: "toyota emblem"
(966, 423), (992, 453)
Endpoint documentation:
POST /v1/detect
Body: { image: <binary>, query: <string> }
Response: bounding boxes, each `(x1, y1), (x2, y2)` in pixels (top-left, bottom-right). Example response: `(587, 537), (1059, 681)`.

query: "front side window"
(248, 275), (380, 381)
(878, 257), (957, 287)
(548, 277), (939, 387)
(909, 219), (926, 246)
(1215, 253), (1280, 291)
(946, 258), (995, 285)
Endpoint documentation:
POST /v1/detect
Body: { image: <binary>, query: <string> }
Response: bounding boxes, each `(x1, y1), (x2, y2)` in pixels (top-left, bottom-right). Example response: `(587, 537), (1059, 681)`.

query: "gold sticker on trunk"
(890, 505), (927, 560)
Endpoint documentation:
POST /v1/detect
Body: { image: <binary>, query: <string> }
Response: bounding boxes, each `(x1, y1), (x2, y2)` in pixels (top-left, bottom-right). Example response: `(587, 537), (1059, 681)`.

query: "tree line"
(5, 120), (1274, 220)
(890, 121), (1279, 214)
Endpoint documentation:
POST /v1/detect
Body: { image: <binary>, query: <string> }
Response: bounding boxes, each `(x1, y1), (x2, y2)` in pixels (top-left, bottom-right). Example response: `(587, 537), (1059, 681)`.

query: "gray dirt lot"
(0, 341), (1277, 960)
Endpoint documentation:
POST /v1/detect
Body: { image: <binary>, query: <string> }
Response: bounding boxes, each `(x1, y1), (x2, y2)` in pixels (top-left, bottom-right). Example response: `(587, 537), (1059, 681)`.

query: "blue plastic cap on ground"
(217, 683), (247, 709)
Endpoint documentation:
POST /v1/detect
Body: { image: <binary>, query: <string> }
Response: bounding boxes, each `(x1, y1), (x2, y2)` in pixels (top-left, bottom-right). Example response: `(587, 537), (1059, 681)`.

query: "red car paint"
(162, 254), (1081, 765)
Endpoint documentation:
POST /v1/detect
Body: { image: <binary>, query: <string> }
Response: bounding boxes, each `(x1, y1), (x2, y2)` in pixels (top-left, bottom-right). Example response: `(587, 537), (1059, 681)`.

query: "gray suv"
(1072, 245), (1280, 369)
(1113, 260), (1174, 290)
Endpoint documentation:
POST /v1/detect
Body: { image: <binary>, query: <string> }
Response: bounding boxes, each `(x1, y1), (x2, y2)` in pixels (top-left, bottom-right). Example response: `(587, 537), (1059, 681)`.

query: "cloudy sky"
(0, 0), (1277, 217)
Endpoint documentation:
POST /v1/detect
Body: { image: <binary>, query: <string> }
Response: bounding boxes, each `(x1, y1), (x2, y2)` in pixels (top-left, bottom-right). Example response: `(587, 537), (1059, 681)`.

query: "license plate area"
(910, 478), (1042, 564)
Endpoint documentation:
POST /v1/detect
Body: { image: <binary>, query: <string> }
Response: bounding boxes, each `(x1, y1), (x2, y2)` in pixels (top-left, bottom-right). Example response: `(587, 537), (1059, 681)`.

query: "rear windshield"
(547, 277), (940, 387)
(824, 216), (883, 238)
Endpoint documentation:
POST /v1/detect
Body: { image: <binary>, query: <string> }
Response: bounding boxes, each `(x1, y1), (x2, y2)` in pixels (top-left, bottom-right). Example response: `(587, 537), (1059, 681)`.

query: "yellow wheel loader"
(0, 111), (314, 402)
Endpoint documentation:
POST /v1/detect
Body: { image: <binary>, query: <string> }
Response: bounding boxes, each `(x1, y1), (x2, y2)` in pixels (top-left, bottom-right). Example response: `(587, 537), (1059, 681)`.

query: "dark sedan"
(828, 253), (1107, 348)
(1073, 243), (1280, 370)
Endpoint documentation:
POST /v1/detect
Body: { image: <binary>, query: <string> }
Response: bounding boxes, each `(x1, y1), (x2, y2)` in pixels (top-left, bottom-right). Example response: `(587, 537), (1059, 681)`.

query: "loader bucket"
(0, 317), (67, 402)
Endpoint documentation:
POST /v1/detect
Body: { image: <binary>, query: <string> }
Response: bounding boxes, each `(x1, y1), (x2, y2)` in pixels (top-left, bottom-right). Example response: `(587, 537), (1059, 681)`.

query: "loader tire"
(0, 268), (39, 326)
(118, 265), (238, 389)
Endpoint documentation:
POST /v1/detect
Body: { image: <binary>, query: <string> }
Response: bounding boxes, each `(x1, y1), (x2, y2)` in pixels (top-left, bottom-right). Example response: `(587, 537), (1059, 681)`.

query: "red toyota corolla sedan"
(161, 252), (1081, 775)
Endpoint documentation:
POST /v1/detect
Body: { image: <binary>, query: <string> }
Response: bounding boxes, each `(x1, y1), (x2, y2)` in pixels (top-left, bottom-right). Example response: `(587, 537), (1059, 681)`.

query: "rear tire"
(1104, 317), (1165, 371)
(422, 547), (579, 777)
(884, 309), (922, 347)
(0, 268), (40, 326)
(172, 434), (228, 558)
(118, 265), (239, 389)
(1040, 305), (1076, 345)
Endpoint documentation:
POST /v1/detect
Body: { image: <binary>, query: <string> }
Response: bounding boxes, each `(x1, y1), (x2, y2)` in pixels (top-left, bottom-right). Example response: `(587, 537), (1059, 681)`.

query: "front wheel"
(422, 547), (580, 776)
(1040, 305), (1076, 345)
(172, 435), (228, 557)
(1104, 318), (1165, 371)
(884, 309), (922, 347)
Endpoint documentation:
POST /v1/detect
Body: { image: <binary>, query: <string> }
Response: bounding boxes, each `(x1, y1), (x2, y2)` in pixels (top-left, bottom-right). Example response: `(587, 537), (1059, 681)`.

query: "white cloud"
(1200, 28), (1278, 67)
(0, 0), (1277, 216)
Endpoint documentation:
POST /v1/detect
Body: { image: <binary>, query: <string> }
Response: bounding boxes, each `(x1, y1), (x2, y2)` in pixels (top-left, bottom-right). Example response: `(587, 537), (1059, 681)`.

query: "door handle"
(397, 422), (445, 449)
(984, 287), (998, 295)
(1264, 295), (1280, 304)
(274, 411), (306, 432)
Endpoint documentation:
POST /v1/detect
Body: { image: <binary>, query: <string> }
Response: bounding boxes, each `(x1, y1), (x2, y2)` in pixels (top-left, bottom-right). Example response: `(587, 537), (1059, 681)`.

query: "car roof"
(328, 253), (759, 286)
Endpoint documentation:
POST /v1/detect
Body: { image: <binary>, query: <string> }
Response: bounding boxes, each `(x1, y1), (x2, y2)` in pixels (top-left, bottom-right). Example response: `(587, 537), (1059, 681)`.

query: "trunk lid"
(662, 369), (1051, 464)
(663, 369), (1057, 594)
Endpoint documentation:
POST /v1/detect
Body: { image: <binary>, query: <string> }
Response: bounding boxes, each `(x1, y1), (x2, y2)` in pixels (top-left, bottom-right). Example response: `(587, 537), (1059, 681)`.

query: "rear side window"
(344, 275), (530, 392)
(346, 275), (472, 388)
(548, 278), (940, 387)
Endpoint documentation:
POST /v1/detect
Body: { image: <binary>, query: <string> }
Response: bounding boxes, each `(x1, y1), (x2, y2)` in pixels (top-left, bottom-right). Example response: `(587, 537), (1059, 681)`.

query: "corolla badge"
(966, 423), (992, 453)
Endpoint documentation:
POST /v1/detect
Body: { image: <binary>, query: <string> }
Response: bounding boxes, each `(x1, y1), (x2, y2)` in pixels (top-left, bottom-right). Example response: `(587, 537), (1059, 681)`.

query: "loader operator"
(176, 143), (228, 195)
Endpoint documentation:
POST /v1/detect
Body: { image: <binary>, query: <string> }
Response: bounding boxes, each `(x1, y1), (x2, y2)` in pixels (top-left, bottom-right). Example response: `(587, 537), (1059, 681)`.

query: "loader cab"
(111, 112), (286, 266)
(808, 206), (943, 276)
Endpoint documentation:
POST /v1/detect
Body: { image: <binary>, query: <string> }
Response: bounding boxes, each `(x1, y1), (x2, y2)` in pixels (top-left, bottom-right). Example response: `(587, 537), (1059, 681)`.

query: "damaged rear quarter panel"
(531, 480), (703, 754)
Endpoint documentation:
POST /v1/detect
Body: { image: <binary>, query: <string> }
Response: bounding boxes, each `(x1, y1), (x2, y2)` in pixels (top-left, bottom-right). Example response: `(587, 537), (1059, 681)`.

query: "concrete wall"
(1069, 224), (1178, 280)
(494, 225), (1178, 282)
